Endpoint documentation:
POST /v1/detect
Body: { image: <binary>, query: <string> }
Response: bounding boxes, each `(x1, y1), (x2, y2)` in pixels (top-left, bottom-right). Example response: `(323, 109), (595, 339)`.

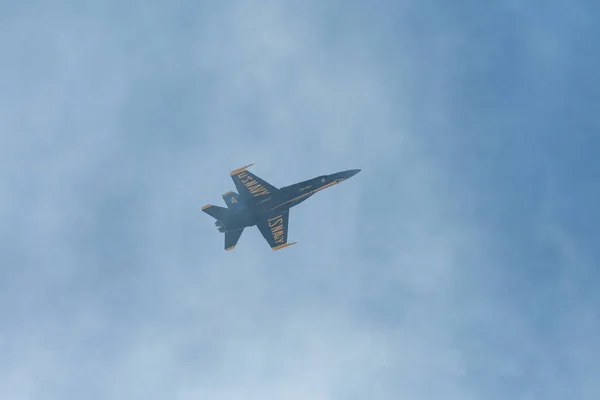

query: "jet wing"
(230, 163), (278, 200)
(256, 211), (297, 251)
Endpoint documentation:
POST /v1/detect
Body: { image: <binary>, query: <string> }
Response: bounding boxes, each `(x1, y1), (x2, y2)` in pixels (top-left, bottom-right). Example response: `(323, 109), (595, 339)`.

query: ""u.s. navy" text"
(267, 215), (285, 244)
(237, 172), (270, 197)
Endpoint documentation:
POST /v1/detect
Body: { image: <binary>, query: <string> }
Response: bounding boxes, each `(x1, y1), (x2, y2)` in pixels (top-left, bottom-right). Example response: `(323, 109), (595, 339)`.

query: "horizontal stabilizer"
(225, 228), (244, 251)
(202, 204), (229, 220)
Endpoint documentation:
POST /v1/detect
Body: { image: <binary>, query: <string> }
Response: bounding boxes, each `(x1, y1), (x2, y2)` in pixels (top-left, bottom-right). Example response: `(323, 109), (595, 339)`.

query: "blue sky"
(1, 1), (598, 399)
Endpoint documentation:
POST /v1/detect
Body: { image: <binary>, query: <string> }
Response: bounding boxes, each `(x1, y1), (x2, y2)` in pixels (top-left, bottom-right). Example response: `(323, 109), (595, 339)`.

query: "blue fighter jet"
(202, 164), (361, 251)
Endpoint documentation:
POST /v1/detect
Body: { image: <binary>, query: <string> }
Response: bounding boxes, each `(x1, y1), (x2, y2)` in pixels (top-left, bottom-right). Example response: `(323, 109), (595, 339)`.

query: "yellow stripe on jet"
(202, 204), (212, 210)
(225, 246), (236, 251)
(222, 191), (233, 197)
(272, 242), (297, 251)
(230, 163), (255, 176)
(268, 181), (337, 211)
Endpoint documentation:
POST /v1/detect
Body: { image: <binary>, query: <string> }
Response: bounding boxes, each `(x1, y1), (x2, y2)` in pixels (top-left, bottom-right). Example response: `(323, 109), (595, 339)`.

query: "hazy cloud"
(1, 1), (598, 399)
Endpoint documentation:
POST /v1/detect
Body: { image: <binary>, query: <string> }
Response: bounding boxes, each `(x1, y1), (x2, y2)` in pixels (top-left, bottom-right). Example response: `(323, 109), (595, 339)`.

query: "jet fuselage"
(202, 165), (361, 250)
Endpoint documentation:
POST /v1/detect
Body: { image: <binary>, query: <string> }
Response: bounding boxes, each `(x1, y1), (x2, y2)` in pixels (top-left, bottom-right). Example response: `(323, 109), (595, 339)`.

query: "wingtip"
(202, 204), (211, 210)
(225, 245), (235, 251)
(230, 163), (255, 176)
(272, 241), (297, 251)
(221, 191), (233, 197)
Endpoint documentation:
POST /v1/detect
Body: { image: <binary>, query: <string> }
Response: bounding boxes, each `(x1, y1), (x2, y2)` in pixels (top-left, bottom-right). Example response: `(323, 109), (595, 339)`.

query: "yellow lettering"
(248, 183), (262, 192)
(252, 189), (270, 197)
(256, 196), (272, 205)
(238, 175), (271, 197)
(268, 216), (283, 227)
(251, 185), (267, 195)
(271, 224), (285, 243)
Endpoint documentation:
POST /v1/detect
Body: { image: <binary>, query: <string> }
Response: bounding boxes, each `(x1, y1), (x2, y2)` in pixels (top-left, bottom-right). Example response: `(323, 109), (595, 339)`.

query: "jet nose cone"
(348, 169), (361, 177)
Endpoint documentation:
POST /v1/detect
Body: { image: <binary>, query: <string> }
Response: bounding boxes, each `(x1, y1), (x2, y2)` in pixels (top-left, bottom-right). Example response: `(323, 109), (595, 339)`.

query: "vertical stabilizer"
(221, 191), (244, 209)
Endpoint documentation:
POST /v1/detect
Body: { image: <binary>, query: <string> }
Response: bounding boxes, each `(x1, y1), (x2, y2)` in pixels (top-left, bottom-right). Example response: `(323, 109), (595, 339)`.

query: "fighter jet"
(202, 164), (361, 251)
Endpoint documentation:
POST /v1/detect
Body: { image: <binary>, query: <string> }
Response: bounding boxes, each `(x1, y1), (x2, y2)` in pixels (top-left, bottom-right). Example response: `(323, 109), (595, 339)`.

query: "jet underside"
(202, 164), (360, 251)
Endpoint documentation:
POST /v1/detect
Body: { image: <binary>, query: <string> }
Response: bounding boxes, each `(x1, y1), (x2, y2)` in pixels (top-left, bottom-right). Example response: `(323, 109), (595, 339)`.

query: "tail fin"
(221, 191), (243, 209)
(225, 228), (244, 251)
(202, 204), (230, 220)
